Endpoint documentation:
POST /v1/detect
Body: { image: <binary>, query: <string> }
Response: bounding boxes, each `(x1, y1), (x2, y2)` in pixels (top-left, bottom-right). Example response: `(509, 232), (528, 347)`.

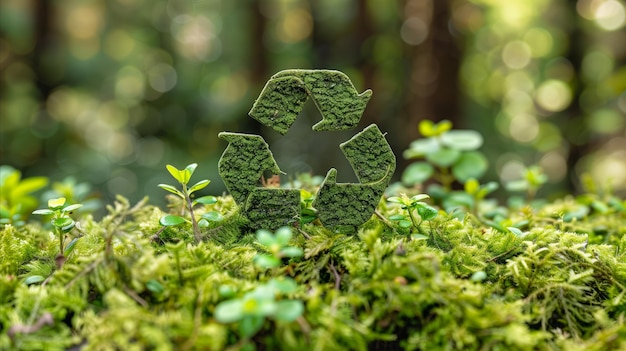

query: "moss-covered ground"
(1, 187), (625, 351)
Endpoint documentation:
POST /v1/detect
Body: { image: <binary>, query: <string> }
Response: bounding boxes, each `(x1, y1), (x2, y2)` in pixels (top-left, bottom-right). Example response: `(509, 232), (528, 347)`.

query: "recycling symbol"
(218, 69), (396, 231)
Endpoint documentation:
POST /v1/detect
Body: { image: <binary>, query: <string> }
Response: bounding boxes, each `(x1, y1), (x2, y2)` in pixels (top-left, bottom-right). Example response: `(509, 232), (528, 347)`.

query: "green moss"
(0, 192), (625, 350)
(249, 69), (372, 134)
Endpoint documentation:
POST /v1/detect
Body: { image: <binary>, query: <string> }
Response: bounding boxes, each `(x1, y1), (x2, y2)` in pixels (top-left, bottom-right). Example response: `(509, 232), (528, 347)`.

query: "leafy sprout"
(157, 163), (222, 242)
(32, 197), (83, 263)
(402, 119), (487, 190)
(387, 194), (438, 239)
(254, 227), (303, 269)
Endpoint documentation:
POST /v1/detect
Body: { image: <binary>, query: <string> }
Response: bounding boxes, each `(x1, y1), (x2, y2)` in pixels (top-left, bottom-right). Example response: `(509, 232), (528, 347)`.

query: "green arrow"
(218, 132), (300, 230)
(218, 132), (282, 205)
(249, 69), (372, 135)
(313, 124), (395, 230)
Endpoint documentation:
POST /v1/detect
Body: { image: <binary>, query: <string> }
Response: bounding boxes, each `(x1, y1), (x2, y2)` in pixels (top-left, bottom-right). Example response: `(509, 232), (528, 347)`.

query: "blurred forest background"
(1, 0), (625, 210)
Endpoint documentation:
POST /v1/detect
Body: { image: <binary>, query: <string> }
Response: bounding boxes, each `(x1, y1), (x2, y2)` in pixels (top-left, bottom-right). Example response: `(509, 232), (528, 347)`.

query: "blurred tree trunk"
(402, 0), (461, 141)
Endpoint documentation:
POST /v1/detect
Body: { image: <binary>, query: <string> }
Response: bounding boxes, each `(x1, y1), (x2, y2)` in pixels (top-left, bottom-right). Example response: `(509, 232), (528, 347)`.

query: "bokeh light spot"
(148, 63), (178, 93)
(535, 80), (572, 112)
(276, 9), (313, 43)
(524, 27), (553, 57)
(509, 113), (539, 143)
(401, 17), (429, 46)
(540, 151), (567, 182)
(502, 40), (532, 69)
(594, 0), (626, 31)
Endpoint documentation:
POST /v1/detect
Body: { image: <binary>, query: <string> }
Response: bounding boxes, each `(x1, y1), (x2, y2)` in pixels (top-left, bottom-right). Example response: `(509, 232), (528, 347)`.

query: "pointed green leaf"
(32, 209), (54, 215)
(159, 214), (187, 226)
(64, 237), (81, 256)
(409, 194), (430, 202)
(158, 184), (184, 198)
(62, 204), (83, 213)
(188, 179), (210, 194)
(184, 163), (198, 178)
(165, 165), (184, 183)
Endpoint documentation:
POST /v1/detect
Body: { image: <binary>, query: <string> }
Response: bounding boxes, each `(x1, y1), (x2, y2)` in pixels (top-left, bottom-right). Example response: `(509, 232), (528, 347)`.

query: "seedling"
(214, 277), (304, 339)
(464, 178), (499, 215)
(157, 163), (221, 242)
(32, 197), (82, 263)
(387, 194), (438, 238)
(0, 165), (49, 226)
(505, 165), (547, 201)
(254, 227), (303, 269)
(401, 119), (488, 190)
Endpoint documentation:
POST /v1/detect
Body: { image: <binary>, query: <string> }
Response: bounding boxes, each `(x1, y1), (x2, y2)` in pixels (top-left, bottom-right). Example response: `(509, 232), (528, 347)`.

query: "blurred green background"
(1, 0), (625, 211)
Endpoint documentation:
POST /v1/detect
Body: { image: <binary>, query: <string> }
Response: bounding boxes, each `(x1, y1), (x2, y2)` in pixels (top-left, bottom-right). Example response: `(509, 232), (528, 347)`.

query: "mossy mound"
(1, 191), (625, 350)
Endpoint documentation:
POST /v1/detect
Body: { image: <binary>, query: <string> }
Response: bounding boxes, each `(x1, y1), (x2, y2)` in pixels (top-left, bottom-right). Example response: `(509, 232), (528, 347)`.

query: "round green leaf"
(426, 148), (461, 168)
(53, 217), (74, 229)
(201, 211), (223, 222)
(254, 254), (280, 269)
(268, 277), (298, 294)
(239, 315), (265, 338)
(401, 162), (434, 186)
(194, 195), (217, 205)
(418, 120), (436, 137)
(274, 227), (292, 246)
(404, 138), (440, 158)
(416, 204), (438, 221)
(441, 130), (483, 150)
(452, 151), (488, 182)
(274, 300), (304, 322)
(159, 214), (187, 226)
(256, 229), (275, 247)
(215, 299), (244, 323)
(470, 271), (487, 282)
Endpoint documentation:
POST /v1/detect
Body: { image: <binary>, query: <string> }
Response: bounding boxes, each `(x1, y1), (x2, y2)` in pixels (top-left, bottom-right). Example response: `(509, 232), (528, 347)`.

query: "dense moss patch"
(1, 190), (624, 350)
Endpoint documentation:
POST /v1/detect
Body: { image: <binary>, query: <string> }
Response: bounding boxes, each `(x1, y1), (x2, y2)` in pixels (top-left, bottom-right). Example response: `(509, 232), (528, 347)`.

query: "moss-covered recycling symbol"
(218, 69), (395, 231)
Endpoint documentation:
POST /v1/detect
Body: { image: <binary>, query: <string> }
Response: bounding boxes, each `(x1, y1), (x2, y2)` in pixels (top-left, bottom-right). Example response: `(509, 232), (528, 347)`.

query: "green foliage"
(506, 165), (548, 201)
(157, 163), (222, 242)
(254, 227), (303, 269)
(31, 197), (82, 260)
(402, 119), (488, 189)
(0, 165), (49, 226)
(387, 194), (438, 238)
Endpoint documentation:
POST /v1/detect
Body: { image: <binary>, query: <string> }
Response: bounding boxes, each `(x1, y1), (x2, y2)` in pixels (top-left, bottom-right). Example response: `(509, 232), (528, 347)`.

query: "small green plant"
(464, 178), (499, 214)
(157, 163), (221, 242)
(387, 194), (438, 238)
(254, 227), (304, 269)
(215, 227), (304, 344)
(214, 277), (304, 340)
(0, 165), (49, 226)
(505, 165), (547, 201)
(401, 120), (487, 190)
(32, 197), (82, 263)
